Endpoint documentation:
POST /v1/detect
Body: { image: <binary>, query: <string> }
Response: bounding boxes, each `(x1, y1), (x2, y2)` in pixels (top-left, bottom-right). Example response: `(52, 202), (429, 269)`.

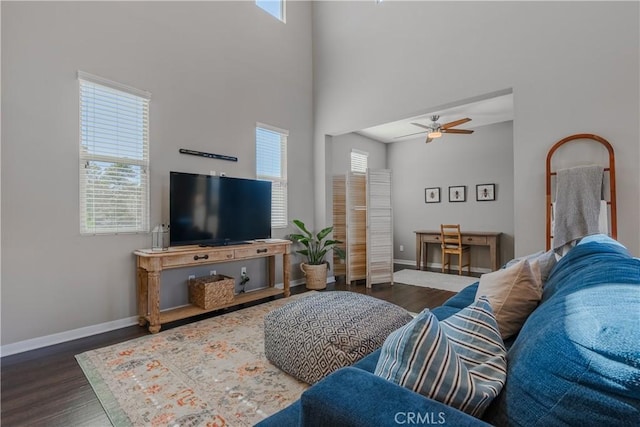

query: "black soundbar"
(198, 240), (250, 247)
(179, 148), (238, 162)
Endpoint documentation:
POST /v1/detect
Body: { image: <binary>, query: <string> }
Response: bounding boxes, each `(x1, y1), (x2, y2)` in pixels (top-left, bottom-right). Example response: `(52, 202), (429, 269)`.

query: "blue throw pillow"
(374, 297), (507, 417)
(484, 236), (640, 426)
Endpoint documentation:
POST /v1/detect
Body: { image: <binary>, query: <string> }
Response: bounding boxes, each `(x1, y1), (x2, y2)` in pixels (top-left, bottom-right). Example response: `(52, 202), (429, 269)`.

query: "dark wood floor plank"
(1, 266), (467, 426)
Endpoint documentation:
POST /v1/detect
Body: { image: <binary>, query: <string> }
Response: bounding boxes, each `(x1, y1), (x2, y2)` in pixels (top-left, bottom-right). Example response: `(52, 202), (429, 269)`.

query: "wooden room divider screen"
(333, 170), (393, 288)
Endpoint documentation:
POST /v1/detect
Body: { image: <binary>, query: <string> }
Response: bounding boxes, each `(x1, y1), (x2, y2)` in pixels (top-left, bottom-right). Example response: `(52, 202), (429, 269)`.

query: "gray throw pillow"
(536, 250), (558, 282)
(505, 250), (558, 284)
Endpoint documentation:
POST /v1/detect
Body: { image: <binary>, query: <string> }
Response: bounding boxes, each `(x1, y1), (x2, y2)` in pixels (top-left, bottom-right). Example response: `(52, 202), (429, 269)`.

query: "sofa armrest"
(300, 367), (489, 427)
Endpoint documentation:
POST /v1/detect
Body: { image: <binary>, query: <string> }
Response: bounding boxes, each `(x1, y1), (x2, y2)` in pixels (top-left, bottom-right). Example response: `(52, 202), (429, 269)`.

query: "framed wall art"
(448, 186), (466, 202)
(476, 183), (496, 201)
(425, 187), (441, 203)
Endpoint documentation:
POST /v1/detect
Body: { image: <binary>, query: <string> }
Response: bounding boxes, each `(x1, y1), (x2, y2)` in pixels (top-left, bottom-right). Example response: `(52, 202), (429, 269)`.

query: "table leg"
(268, 256), (276, 288)
(136, 267), (148, 327)
(283, 252), (291, 297)
(489, 236), (499, 271)
(147, 271), (161, 334)
(415, 234), (421, 269)
(423, 241), (429, 270)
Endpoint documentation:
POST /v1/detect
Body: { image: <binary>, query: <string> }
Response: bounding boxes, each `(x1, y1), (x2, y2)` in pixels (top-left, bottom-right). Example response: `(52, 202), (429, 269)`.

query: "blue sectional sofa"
(258, 235), (640, 426)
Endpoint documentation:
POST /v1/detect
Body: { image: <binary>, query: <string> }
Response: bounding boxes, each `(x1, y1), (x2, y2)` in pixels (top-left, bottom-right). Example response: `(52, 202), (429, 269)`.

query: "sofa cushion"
(374, 297), (506, 417)
(484, 236), (640, 426)
(475, 259), (542, 339)
(299, 367), (490, 427)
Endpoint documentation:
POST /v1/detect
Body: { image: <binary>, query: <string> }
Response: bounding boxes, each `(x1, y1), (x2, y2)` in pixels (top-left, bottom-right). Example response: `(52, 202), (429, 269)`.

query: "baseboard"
(393, 259), (490, 274)
(2, 279), (305, 358)
(276, 277), (335, 287)
(393, 259), (416, 266)
(0, 316), (140, 358)
(274, 278), (307, 289)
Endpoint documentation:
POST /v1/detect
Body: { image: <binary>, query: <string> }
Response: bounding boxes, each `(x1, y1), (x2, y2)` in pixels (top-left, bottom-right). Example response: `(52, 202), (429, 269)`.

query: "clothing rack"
(545, 133), (617, 250)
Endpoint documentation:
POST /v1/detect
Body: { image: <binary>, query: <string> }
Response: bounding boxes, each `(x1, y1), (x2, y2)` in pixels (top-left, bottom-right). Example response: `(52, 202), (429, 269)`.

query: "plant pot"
(300, 263), (328, 290)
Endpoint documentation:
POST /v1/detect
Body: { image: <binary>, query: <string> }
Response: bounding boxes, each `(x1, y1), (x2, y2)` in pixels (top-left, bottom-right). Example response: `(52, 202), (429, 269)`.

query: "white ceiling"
(356, 93), (514, 143)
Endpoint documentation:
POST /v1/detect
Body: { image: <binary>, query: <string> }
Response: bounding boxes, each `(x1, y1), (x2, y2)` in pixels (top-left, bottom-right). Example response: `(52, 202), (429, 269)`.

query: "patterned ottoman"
(264, 291), (413, 384)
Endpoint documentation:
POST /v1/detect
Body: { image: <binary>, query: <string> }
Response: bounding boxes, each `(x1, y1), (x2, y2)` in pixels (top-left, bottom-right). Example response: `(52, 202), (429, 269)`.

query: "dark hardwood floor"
(1, 265), (472, 426)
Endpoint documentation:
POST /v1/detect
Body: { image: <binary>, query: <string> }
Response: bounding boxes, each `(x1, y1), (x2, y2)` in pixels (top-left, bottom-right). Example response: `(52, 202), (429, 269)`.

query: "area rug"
(76, 293), (314, 427)
(393, 269), (478, 292)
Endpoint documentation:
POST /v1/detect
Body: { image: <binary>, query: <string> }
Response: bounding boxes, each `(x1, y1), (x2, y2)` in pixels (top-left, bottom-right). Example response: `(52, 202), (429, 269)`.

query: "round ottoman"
(264, 291), (413, 384)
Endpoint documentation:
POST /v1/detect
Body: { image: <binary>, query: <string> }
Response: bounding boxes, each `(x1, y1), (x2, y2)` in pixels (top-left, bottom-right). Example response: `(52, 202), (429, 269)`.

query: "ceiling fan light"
(428, 131), (442, 138)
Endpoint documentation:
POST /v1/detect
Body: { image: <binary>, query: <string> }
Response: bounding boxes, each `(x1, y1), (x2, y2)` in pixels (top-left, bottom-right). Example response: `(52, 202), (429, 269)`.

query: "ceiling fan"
(398, 115), (474, 143)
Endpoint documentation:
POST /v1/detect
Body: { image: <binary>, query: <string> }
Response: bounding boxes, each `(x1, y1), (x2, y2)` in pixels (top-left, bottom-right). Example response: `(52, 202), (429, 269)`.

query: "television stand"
(134, 240), (291, 333)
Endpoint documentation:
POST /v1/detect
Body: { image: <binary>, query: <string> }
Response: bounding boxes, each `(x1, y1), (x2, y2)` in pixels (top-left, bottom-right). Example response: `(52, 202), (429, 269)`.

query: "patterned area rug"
(393, 269), (478, 292)
(76, 293), (313, 426)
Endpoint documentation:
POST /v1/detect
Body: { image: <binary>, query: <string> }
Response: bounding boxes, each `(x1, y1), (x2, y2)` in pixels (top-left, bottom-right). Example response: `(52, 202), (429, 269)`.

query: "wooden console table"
(414, 230), (502, 272)
(134, 240), (291, 333)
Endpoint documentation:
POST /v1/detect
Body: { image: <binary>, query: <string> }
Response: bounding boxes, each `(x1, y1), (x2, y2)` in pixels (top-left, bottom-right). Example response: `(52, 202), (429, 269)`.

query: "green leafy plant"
(290, 219), (346, 265)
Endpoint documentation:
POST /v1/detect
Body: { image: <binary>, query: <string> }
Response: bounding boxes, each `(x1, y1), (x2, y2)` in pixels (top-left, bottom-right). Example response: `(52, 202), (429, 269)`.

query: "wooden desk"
(134, 240), (291, 333)
(414, 230), (501, 272)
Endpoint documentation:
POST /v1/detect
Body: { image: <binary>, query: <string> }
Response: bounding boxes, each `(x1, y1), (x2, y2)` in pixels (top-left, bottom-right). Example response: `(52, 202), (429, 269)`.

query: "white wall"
(1, 2), (314, 346)
(329, 132), (387, 175)
(390, 121), (514, 269)
(312, 1), (639, 257)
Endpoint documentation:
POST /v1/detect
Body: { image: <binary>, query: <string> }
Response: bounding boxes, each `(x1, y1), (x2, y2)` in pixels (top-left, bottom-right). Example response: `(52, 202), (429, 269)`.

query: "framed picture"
(476, 183), (496, 201)
(425, 187), (441, 203)
(448, 186), (466, 202)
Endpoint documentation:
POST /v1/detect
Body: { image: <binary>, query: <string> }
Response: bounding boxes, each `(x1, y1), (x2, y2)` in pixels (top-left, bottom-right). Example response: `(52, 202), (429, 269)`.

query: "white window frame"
(78, 71), (151, 235)
(351, 149), (369, 174)
(256, 123), (288, 229)
(256, 0), (286, 23)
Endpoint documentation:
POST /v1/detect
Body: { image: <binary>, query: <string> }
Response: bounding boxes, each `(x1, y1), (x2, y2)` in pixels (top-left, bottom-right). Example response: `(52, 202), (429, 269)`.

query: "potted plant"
(290, 219), (346, 290)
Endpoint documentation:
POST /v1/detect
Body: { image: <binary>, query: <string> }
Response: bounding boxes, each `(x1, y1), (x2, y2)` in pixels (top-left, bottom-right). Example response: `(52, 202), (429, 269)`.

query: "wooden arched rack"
(545, 133), (617, 250)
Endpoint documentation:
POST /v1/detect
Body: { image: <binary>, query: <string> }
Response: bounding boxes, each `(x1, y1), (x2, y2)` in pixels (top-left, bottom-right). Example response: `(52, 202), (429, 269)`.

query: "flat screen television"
(170, 172), (272, 246)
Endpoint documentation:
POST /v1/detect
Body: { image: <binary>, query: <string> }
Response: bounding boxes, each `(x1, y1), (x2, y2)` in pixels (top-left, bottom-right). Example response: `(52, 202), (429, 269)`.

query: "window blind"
(256, 124), (288, 228)
(79, 72), (150, 234)
(351, 149), (369, 173)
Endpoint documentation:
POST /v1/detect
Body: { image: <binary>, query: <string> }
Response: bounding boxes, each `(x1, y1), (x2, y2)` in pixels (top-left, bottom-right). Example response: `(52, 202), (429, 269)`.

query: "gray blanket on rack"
(553, 165), (604, 249)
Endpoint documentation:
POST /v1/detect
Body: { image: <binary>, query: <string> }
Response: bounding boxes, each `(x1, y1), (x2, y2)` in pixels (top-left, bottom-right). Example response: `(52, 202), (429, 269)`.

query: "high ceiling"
(357, 93), (514, 143)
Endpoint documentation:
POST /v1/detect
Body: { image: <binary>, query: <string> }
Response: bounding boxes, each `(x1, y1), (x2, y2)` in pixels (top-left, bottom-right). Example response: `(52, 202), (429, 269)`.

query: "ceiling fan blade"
(442, 129), (474, 134)
(394, 130), (428, 139)
(410, 122), (433, 130)
(425, 136), (433, 144)
(441, 118), (471, 129)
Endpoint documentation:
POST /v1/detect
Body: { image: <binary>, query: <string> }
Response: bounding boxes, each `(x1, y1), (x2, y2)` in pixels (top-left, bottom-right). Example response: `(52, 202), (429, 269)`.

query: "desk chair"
(440, 224), (471, 275)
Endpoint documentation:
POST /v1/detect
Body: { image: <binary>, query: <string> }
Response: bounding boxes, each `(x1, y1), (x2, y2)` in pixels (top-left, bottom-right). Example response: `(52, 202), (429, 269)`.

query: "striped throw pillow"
(374, 297), (507, 417)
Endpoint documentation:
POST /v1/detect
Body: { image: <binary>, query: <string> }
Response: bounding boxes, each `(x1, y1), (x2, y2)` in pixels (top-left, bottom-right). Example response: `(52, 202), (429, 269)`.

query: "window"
(256, 0), (285, 22)
(78, 71), (150, 234)
(256, 124), (288, 228)
(351, 149), (369, 173)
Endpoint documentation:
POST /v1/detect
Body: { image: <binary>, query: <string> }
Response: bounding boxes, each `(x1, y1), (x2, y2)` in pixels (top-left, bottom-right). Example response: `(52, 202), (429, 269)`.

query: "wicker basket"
(300, 263), (328, 290)
(188, 274), (235, 309)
